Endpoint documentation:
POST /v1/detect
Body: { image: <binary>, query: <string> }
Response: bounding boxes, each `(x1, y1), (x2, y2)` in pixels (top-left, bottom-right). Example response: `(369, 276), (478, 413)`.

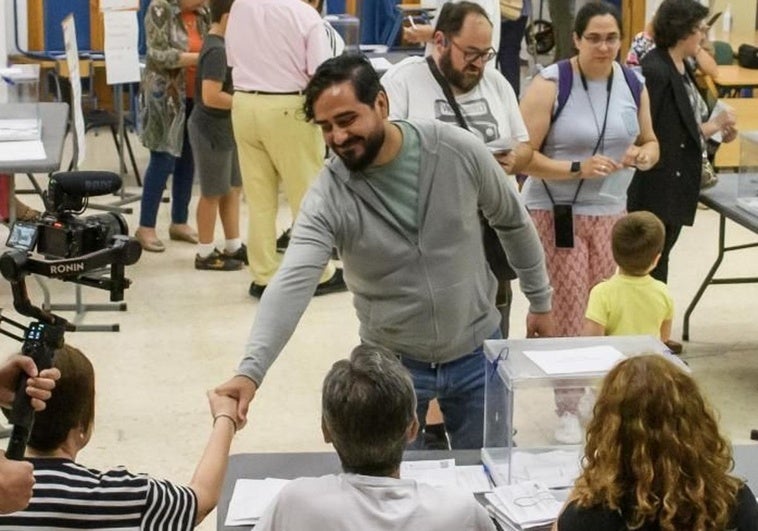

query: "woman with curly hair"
(557, 355), (758, 531)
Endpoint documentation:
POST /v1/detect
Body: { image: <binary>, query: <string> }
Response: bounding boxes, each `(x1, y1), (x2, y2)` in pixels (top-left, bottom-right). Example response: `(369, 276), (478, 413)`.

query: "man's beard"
(333, 127), (386, 171)
(439, 49), (483, 93)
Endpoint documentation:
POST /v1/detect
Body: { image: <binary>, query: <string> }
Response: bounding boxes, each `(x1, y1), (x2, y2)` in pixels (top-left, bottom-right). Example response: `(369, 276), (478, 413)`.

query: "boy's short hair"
(612, 211), (665, 275)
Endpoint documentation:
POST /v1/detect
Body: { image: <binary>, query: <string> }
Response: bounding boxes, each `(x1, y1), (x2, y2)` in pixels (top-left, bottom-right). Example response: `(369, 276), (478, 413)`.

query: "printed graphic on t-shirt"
(433, 98), (500, 143)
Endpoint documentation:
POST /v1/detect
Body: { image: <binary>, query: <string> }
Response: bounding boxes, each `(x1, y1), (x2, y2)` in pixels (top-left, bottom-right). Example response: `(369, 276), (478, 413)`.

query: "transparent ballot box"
(0, 64), (41, 104)
(0, 103), (42, 142)
(324, 15), (360, 53)
(481, 335), (669, 487)
(737, 132), (758, 216)
(739, 131), (758, 172)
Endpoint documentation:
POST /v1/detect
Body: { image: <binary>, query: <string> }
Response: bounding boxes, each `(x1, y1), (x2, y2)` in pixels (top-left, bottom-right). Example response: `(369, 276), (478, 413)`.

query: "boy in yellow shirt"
(583, 211), (674, 344)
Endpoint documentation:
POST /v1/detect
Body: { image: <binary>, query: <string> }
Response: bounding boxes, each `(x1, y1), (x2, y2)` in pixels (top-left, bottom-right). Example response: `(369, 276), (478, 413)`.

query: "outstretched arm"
(188, 390), (239, 525)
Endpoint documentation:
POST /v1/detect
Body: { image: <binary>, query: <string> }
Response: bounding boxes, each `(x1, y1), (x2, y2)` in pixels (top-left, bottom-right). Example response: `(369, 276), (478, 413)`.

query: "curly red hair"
(572, 355), (742, 530)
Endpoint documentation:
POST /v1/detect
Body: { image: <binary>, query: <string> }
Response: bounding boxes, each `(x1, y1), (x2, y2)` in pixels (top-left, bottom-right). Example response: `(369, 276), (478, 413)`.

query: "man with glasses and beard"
(216, 54), (553, 450)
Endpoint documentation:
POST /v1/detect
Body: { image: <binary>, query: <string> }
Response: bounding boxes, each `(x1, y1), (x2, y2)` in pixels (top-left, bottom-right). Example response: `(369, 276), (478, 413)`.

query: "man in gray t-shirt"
(187, 0), (246, 271)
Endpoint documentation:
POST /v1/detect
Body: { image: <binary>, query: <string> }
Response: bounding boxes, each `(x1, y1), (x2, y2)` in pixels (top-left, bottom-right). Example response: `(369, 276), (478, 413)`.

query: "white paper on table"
(224, 477), (289, 526)
(509, 450), (582, 489)
(523, 345), (625, 375)
(369, 57), (393, 72)
(61, 14), (86, 166)
(455, 465), (493, 493)
(104, 11), (141, 85)
(708, 100), (734, 143)
(400, 458), (457, 488)
(491, 481), (563, 527)
(0, 119), (41, 142)
(100, 0), (139, 11)
(0, 140), (46, 162)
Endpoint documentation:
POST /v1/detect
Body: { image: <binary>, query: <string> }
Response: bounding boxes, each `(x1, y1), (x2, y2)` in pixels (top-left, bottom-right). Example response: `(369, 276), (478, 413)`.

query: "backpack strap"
(620, 63), (643, 109)
(551, 59), (574, 124)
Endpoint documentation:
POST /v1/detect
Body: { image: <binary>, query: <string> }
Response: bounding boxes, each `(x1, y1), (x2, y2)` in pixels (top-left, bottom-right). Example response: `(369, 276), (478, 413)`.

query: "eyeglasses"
(581, 34), (621, 47)
(448, 38), (497, 64)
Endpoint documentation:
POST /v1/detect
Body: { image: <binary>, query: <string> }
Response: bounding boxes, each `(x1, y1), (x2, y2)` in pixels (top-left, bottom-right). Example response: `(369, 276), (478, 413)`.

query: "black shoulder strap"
(426, 56), (470, 131)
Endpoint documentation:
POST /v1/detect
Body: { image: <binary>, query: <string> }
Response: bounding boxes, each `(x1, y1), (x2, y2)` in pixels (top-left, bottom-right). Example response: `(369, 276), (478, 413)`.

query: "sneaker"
(314, 268), (348, 296)
(224, 243), (249, 265)
(195, 250), (243, 271)
(422, 424), (451, 450)
(249, 281), (266, 299)
(664, 339), (683, 355)
(554, 412), (583, 445)
(276, 229), (291, 253)
(577, 388), (597, 427)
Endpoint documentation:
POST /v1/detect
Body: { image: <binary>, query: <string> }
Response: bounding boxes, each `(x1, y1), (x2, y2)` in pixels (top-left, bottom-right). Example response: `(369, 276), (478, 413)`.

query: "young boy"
(583, 211), (674, 344)
(188, 0), (246, 270)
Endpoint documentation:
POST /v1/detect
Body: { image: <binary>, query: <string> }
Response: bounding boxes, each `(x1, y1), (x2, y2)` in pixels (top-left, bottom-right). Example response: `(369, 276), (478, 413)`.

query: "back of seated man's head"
(29, 344), (95, 454)
(611, 211), (665, 276)
(321, 345), (418, 477)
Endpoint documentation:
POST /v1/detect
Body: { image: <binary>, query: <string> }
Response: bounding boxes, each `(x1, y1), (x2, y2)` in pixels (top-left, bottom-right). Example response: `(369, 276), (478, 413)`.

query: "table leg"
(683, 214), (726, 341)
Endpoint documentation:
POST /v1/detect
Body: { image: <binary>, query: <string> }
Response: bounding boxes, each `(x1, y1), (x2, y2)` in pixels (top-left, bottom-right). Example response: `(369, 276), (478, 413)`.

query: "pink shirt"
(226, 0), (331, 92)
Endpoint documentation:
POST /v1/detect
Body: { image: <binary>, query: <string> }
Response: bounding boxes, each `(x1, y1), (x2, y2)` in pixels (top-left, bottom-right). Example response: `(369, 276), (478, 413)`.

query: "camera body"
(6, 171), (129, 259)
(35, 212), (128, 259)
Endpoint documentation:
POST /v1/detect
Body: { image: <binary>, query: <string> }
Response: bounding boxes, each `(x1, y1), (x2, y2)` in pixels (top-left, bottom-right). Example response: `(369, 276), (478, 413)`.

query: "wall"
(712, 0), (757, 35)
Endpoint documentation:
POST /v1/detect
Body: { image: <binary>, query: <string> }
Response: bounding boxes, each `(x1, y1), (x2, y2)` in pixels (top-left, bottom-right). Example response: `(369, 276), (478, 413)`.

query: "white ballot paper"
(224, 478), (289, 526)
(0, 140), (46, 162)
(523, 345), (625, 375)
(104, 11), (141, 85)
(400, 459), (492, 493)
(708, 100), (734, 144)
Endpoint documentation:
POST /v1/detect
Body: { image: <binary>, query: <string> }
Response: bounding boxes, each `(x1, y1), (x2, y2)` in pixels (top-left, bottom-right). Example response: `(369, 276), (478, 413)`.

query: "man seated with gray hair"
(255, 345), (496, 530)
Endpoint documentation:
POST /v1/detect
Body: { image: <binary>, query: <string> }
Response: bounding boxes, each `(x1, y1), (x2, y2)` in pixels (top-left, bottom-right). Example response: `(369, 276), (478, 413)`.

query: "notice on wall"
(103, 10), (141, 85)
(61, 14), (86, 166)
(100, 0), (140, 12)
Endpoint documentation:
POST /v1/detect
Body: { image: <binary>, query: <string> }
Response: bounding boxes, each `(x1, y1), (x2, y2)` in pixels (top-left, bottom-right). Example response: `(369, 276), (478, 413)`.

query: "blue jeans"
(497, 15), (528, 97)
(139, 99), (195, 228)
(402, 330), (501, 450)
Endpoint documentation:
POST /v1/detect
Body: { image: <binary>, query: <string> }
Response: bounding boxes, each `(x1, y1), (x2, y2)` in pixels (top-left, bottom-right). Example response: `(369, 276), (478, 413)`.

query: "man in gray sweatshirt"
(217, 54), (553, 449)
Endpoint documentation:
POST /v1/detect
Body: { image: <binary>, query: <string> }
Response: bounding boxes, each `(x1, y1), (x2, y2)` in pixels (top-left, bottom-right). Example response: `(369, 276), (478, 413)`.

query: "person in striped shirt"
(0, 345), (238, 529)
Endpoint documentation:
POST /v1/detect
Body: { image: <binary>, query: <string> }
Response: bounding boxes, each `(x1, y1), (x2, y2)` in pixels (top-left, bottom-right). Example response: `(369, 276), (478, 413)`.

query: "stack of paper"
(400, 459), (492, 493)
(0, 119), (41, 142)
(481, 449), (582, 488)
(484, 481), (563, 530)
(223, 478), (289, 527)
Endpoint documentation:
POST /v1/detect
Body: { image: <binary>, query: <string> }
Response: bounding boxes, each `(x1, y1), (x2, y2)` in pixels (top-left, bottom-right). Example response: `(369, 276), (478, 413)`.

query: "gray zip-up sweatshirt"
(238, 120), (551, 386)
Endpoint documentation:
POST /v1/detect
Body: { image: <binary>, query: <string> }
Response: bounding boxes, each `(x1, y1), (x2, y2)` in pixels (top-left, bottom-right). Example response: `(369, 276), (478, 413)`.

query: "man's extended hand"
(214, 375), (257, 428)
(526, 311), (555, 338)
(0, 450), (34, 514)
(0, 355), (61, 411)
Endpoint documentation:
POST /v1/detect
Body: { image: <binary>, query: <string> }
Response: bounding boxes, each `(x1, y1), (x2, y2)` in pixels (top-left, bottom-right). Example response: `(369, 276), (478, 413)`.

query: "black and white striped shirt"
(0, 458), (197, 530)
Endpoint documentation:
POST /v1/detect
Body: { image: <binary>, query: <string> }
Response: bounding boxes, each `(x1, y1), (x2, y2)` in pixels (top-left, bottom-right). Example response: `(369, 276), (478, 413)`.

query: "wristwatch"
(570, 160), (581, 175)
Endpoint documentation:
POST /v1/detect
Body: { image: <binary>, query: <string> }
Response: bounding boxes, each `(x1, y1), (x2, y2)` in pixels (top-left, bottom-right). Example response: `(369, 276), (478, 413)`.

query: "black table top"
(700, 173), (758, 233)
(217, 445), (758, 530)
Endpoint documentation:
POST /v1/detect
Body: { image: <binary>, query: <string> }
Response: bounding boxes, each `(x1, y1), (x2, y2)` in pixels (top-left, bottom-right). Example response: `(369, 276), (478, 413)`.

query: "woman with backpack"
(518, 1), (658, 443)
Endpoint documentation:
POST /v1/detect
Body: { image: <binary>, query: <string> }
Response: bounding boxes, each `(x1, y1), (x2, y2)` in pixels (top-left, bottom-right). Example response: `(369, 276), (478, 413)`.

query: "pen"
(1, 75), (15, 86)
(407, 15), (417, 30)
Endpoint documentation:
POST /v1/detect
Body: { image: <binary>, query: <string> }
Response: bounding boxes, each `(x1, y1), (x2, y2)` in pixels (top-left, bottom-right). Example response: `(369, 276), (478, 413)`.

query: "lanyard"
(543, 60), (614, 206)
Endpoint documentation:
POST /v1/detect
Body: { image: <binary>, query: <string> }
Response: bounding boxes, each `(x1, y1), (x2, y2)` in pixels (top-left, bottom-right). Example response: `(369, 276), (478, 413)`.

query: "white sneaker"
(554, 412), (583, 444)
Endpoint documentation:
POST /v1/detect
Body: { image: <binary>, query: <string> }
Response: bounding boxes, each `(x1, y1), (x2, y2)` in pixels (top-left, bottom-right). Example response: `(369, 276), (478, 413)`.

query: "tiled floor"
(2, 129), (757, 530)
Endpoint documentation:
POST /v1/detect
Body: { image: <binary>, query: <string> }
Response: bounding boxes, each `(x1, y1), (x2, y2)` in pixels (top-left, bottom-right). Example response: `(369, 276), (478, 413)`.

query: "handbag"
(738, 44), (758, 69)
(500, 0), (523, 21)
(700, 151), (718, 189)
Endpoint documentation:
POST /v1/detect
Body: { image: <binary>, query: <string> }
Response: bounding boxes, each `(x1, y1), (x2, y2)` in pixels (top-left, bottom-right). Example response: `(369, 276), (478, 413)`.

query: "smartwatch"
(570, 160), (581, 175)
